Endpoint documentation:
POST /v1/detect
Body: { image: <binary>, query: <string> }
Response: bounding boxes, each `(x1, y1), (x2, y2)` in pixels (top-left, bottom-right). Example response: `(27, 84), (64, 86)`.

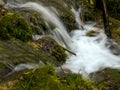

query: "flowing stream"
(6, 1), (120, 77)
(62, 25), (120, 76)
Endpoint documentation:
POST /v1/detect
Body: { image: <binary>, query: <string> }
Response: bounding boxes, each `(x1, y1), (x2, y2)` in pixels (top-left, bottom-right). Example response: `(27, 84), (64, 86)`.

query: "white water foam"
(63, 25), (120, 76)
(62, 6), (120, 76)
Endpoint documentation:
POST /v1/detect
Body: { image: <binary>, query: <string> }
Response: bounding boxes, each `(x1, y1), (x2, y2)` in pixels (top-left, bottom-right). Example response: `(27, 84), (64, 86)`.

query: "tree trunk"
(102, 0), (112, 38)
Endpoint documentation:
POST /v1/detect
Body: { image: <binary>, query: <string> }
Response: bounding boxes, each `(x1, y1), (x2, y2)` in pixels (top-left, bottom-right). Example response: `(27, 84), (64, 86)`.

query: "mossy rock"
(3, 66), (120, 90)
(22, 11), (49, 35)
(109, 17), (120, 44)
(38, 0), (78, 31)
(86, 30), (99, 37)
(16, 0), (78, 32)
(30, 15), (48, 35)
(18, 10), (57, 35)
(0, 62), (11, 82)
(90, 68), (120, 89)
(34, 37), (68, 66)
(11, 66), (97, 90)
(12, 66), (63, 90)
(0, 8), (7, 17)
(0, 39), (59, 79)
(70, 0), (96, 21)
(0, 12), (32, 42)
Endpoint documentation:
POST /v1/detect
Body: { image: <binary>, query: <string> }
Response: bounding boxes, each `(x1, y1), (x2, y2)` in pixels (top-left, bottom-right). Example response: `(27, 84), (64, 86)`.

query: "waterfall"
(71, 7), (84, 30)
(6, 2), (72, 48)
(6, 1), (120, 77)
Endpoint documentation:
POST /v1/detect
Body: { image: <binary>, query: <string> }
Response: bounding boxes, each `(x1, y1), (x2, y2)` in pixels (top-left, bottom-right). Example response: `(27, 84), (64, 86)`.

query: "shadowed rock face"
(0, 38), (67, 79)
(90, 68), (120, 89)
(35, 37), (67, 66)
(0, 39), (45, 79)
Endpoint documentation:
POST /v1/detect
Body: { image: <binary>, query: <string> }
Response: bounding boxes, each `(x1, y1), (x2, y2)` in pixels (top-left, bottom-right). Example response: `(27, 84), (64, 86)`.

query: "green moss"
(74, 0), (96, 21)
(12, 66), (97, 90)
(32, 0), (78, 31)
(109, 17), (120, 44)
(29, 14), (49, 35)
(12, 66), (63, 90)
(0, 39), (61, 79)
(0, 13), (32, 42)
(52, 1), (78, 30)
(86, 30), (99, 37)
(5, 66), (120, 90)
(92, 68), (120, 89)
(60, 13), (78, 31)
(61, 74), (97, 90)
(36, 38), (68, 66)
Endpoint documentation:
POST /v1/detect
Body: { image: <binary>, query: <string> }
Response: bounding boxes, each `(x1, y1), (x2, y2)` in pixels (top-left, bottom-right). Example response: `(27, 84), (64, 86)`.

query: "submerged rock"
(86, 30), (99, 37)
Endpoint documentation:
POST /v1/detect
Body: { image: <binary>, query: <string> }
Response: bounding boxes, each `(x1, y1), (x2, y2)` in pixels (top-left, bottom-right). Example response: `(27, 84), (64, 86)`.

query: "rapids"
(62, 24), (120, 76)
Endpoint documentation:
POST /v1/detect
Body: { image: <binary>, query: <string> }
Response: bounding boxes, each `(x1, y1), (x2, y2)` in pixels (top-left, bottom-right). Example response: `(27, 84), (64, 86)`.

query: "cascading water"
(6, 1), (120, 77)
(71, 7), (84, 30)
(62, 25), (120, 76)
(6, 2), (72, 48)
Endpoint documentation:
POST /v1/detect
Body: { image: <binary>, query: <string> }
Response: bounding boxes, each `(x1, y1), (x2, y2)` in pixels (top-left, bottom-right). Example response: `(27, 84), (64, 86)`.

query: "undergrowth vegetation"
(12, 66), (97, 90)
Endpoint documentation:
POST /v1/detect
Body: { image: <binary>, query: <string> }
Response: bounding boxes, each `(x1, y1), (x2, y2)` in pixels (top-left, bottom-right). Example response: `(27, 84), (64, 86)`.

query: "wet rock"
(34, 37), (68, 66)
(10, 66), (97, 90)
(86, 30), (99, 37)
(10, 0), (78, 32)
(0, 39), (56, 79)
(0, 7), (7, 17)
(90, 68), (120, 89)
(109, 17), (120, 45)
